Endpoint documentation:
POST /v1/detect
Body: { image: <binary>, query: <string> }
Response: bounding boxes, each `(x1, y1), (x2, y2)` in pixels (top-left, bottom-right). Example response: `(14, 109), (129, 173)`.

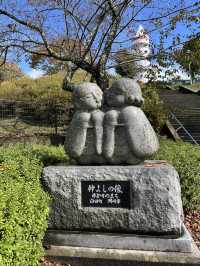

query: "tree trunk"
(190, 70), (195, 84)
(96, 74), (109, 91)
(191, 73), (195, 84)
(189, 62), (194, 84)
(90, 70), (109, 90)
(63, 64), (109, 92)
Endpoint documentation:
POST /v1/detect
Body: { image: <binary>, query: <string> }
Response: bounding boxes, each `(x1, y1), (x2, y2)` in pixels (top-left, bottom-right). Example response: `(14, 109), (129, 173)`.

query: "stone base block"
(44, 225), (192, 253)
(42, 163), (183, 236)
(45, 241), (200, 266)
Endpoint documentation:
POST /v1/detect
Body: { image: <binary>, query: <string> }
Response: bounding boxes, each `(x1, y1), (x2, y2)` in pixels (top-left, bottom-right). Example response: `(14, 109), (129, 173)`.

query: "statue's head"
(73, 82), (103, 110)
(105, 78), (144, 107)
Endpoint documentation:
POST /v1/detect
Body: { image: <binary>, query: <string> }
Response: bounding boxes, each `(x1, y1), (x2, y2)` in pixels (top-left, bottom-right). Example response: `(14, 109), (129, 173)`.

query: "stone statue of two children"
(65, 78), (159, 165)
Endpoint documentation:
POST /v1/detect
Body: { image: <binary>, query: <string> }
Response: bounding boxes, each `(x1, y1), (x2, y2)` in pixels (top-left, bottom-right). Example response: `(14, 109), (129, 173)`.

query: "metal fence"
(0, 99), (72, 143)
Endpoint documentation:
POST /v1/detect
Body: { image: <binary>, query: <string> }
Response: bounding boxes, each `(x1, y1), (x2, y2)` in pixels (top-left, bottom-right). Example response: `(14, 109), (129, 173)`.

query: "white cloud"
(26, 69), (45, 79)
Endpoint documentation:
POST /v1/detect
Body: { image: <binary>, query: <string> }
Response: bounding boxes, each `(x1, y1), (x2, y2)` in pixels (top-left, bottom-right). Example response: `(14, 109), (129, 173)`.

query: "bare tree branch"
(0, 0), (199, 89)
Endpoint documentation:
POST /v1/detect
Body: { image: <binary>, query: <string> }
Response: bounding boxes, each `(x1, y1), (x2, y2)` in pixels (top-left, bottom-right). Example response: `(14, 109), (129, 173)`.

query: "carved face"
(105, 78), (144, 107)
(73, 82), (103, 110)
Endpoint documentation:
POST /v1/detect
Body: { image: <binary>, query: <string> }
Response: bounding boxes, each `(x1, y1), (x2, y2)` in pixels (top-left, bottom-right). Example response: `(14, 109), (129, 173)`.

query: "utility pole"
(186, 50), (193, 84)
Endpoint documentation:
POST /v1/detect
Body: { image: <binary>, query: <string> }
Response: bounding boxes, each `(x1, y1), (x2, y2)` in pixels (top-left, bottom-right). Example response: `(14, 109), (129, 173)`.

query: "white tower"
(132, 25), (151, 84)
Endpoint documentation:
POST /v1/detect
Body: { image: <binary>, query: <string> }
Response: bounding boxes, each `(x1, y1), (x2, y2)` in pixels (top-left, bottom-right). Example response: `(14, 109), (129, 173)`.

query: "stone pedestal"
(44, 225), (192, 253)
(45, 243), (200, 266)
(42, 162), (183, 236)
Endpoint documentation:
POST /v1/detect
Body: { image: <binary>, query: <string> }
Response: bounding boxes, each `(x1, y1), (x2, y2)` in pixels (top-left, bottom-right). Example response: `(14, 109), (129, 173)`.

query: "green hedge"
(154, 138), (200, 212)
(0, 139), (199, 265)
(0, 144), (68, 266)
(32, 144), (69, 166)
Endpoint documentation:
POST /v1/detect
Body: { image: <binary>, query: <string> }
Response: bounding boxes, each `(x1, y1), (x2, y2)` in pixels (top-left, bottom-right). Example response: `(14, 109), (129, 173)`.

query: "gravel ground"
(185, 206), (200, 249)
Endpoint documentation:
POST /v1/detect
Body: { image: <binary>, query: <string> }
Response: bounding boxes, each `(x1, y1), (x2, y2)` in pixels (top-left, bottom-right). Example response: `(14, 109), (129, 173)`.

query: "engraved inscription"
(81, 181), (130, 208)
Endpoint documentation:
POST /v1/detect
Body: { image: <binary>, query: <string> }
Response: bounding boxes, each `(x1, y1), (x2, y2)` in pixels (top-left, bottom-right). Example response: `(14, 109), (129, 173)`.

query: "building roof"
(159, 88), (200, 109)
(179, 85), (200, 94)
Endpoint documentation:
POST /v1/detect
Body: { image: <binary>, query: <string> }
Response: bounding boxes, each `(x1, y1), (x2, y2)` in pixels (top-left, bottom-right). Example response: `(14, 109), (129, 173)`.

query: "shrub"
(142, 83), (168, 133)
(32, 144), (69, 166)
(0, 143), (69, 266)
(154, 138), (200, 212)
(0, 69), (89, 104)
(0, 62), (23, 82)
(0, 72), (72, 104)
(0, 73), (73, 130)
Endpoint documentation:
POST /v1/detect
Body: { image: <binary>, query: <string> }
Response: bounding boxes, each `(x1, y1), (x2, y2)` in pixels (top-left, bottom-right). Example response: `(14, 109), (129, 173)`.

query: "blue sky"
(4, 0), (198, 79)
(21, 56), (44, 79)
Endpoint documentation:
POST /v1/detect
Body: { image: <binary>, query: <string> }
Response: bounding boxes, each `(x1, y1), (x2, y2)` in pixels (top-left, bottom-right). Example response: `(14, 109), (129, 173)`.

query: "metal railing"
(170, 111), (199, 145)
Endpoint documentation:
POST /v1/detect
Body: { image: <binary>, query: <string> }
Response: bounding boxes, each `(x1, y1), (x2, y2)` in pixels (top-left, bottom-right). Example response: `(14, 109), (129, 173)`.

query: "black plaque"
(81, 180), (130, 208)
